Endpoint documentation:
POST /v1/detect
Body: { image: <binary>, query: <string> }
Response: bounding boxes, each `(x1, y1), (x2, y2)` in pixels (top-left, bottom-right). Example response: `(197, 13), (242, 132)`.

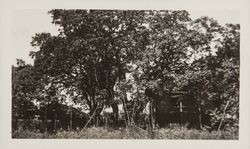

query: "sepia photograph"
(10, 9), (240, 139)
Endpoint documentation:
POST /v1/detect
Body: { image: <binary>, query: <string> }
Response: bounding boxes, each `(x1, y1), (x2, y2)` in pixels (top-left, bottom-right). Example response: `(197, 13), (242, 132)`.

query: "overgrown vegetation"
(12, 126), (238, 139)
(12, 10), (239, 138)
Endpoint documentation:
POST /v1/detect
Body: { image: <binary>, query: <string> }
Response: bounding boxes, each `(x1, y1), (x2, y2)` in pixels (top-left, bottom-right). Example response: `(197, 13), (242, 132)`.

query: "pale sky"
(11, 9), (240, 65)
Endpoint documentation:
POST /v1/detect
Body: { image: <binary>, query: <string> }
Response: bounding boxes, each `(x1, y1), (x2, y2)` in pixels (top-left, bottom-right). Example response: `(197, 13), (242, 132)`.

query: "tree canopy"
(12, 10), (239, 130)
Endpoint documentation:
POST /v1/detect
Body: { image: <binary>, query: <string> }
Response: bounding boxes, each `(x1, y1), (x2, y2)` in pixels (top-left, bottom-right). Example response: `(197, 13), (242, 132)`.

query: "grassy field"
(12, 125), (238, 139)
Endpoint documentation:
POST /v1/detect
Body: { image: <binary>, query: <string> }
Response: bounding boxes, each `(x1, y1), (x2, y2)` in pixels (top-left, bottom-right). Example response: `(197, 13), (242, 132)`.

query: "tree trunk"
(69, 107), (72, 130)
(95, 109), (102, 127)
(218, 100), (230, 131)
(44, 102), (47, 132)
(122, 97), (128, 126)
(131, 99), (137, 125)
(149, 99), (155, 130)
(122, 93), (131, 127)
(111, 102), (119, 127)
(84, 105), (98, 128)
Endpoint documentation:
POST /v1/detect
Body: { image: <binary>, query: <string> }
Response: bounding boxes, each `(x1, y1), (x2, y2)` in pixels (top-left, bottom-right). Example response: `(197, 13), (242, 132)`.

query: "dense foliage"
(12, 10), (239, 135)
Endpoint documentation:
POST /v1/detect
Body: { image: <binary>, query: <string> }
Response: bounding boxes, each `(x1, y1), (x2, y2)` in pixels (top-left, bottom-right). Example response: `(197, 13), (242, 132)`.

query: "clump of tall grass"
(153, 127), (238, 139)
(12, 125), (238, 139)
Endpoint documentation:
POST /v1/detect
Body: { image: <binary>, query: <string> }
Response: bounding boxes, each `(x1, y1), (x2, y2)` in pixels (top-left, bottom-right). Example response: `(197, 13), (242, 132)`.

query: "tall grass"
(12, 126), (238, 139)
